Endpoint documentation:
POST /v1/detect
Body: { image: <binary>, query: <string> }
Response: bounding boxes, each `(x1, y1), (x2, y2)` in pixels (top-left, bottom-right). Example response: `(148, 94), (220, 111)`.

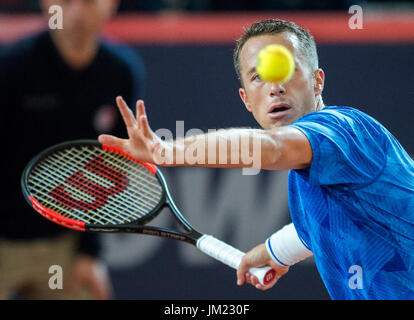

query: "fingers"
(254, 280), (277, 291)
(136, 100), (147, 122)
(116, 96), (137, 129)
(134, 100), (153, 139)
(252, 273), (280, 291)
(240, 271), (279, 291)
(98, 134), (127, 149)
(237, 244), (267, 286)
(242, 266), (285, 291)
(236, 270), (246, 287)
(237, 256), (252, 286)
(237, 243), (285, 291)
(140, 115), (153, 139)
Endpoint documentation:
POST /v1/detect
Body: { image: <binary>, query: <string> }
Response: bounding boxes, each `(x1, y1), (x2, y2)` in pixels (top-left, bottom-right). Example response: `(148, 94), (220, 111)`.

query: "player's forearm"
(157, 128), (280, 169)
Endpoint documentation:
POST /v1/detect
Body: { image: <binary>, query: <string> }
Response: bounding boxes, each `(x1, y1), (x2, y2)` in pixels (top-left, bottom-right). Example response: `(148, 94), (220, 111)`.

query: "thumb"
(98, 134), (127, 150)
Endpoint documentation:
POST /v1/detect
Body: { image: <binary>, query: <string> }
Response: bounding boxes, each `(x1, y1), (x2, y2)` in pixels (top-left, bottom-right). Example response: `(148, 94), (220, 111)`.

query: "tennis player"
(99, 19), (414, 299)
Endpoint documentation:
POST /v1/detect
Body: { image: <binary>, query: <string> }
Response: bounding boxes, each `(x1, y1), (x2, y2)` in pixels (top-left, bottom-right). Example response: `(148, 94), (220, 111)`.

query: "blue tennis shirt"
(288, 106), (414, 300)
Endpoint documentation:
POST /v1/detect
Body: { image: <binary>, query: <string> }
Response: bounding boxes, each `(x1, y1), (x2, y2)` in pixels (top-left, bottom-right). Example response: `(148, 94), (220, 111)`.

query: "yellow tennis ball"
(256, 44), (295, 83)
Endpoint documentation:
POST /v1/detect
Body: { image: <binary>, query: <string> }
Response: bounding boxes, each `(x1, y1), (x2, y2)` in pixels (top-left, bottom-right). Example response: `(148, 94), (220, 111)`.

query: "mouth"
(267, 103), (292, 120)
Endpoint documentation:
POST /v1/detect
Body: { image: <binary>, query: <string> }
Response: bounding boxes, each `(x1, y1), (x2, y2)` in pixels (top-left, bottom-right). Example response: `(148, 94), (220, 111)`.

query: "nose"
(66, 0), (87, 18)
(269, 82), (286, 97)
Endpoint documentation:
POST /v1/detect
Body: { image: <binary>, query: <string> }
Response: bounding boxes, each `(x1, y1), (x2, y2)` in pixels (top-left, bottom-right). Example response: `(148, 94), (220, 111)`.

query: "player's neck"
(50, 31), (99, 70)
(316, 95), (325, 111)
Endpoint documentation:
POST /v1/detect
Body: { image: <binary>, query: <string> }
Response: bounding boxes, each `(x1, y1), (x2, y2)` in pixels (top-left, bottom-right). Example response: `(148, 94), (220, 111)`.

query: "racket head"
(21, 140), (167, 232)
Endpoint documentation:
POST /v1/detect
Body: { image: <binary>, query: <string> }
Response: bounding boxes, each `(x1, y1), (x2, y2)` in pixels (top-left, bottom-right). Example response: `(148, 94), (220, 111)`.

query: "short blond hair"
(234, 19), (319, 85)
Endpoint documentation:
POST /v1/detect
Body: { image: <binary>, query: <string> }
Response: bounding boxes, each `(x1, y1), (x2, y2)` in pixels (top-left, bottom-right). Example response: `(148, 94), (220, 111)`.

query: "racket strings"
(31, 148), (159, 224)
(28, 145), (163, 225)
(32, 149), (146, 224)
(48, 149), (152, 212)
(30, 156), (137, 225)
(90, 148), (162, 200)
(83, 148), (163, 213)
(81, 148), (161, 222)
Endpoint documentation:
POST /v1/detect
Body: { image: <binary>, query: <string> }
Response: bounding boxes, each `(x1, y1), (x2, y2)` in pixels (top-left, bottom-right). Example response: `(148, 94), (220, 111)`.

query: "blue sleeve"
(289, 108), (388, 187)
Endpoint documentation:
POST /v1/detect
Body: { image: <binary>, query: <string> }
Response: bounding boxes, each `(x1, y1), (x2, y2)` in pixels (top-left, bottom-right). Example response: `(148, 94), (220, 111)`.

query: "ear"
(239, 88), (253, 113)
(313, 69), (325, 97)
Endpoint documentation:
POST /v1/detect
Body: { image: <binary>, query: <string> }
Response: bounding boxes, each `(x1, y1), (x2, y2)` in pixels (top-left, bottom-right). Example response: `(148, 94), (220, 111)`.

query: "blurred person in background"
(0, 0), (145, 299)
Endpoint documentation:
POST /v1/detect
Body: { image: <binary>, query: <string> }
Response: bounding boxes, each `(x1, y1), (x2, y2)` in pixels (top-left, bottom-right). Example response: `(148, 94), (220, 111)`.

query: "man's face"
(238, 33), (324, 129)
(42, 0), (116, 43)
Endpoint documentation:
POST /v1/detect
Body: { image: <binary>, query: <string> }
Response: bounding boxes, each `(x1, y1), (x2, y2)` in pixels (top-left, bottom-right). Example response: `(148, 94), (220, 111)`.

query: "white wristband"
(265, 223), (313, 267)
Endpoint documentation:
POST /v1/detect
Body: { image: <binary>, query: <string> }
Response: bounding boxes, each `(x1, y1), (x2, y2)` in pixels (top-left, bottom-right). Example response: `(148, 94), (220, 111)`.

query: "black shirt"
(0, 31), (145, 256)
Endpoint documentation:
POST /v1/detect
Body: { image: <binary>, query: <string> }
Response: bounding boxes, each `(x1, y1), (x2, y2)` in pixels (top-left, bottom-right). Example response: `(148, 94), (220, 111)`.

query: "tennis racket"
(21, 140), (275, 285)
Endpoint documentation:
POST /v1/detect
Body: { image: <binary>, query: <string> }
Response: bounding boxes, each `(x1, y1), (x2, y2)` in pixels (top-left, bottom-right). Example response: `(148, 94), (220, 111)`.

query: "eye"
(252, 73), (262, 82)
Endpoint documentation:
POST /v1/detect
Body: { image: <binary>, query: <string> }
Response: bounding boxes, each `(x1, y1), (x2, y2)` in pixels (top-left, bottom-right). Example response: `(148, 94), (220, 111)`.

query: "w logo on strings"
(50, 156), (129, 212)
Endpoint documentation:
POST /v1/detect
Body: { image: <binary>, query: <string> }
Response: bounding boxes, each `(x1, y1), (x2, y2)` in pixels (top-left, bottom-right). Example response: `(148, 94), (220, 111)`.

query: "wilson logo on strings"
(49, 156), (129, 212)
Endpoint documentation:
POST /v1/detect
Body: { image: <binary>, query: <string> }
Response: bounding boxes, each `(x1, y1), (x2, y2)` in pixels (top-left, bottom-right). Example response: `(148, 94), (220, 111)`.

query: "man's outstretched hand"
(237, 243), (289, 290)
(98, 97), (169, 164)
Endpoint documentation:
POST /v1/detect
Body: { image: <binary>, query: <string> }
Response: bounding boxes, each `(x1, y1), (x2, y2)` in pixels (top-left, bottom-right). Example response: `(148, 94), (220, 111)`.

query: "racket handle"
(196, 235), (276, 286)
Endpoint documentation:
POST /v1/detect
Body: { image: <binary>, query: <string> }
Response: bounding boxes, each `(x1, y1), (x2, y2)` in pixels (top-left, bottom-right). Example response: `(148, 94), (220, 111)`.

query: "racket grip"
(196, 235), (276, 286)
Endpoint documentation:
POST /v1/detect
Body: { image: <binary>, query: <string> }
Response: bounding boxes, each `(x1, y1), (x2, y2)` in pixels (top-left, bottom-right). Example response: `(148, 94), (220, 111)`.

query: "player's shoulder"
(99, 37), (145, 74)
(296, 106), (382, 128)
(320, 105), (371, 119)
(303, 105), (367, 119)
(1, 31), (48, 63)
(0, 31), (52, 80)
(291, 106), (391, 146)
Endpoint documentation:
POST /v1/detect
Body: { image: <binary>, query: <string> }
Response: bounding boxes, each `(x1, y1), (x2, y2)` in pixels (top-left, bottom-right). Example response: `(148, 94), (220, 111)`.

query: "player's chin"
(269, 114), (299, 128)
(267, 118), (291, 129)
